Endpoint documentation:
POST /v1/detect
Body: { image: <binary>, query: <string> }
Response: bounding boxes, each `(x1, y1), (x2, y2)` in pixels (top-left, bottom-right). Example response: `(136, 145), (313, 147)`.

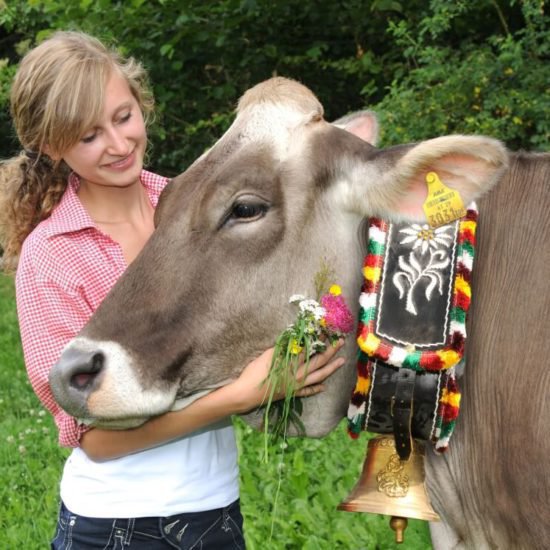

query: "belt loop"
(124, 517), (135, 546)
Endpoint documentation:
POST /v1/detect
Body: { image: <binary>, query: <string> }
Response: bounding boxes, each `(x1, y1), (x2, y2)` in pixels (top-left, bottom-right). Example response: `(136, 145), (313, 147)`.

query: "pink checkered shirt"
(16, 170), (168, 447)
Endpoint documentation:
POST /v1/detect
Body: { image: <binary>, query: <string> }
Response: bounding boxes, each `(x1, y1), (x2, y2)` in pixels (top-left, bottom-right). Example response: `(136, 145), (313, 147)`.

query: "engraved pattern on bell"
(337, 436), (440, 523)
(377, 437), (397, 449)
(377, 453), (410, 497)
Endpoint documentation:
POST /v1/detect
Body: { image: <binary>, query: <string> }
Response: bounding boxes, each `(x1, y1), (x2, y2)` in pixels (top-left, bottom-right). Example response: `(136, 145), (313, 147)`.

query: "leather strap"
(392, 368), (416, 460)
(365, 362), (441, 440)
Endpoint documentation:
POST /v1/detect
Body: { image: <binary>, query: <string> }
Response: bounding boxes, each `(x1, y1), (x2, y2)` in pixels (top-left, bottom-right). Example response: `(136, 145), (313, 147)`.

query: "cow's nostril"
(71, 372), (94, 389)
(69, 352), (104, 391)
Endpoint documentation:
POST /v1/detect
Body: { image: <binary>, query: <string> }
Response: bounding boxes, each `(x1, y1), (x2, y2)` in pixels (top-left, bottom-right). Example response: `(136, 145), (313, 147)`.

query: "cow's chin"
(77, 416), (150, 430)
(171, 389), (214, 411)
(170, 377), (237, 412)
(75, 392), (213, 430)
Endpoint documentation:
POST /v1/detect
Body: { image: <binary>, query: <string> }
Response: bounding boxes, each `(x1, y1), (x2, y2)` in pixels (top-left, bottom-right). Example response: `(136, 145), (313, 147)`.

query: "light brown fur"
(427, 152), (550, 549)
(237, 76), (324, 119)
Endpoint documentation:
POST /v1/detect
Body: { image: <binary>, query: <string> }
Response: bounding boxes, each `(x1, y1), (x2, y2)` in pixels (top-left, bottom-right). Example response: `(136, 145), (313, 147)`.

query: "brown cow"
(49, 78), (549, 549)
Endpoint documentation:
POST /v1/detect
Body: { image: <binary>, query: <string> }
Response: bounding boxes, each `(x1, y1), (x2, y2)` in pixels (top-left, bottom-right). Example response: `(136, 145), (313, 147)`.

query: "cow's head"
(49, 77), (508, 433)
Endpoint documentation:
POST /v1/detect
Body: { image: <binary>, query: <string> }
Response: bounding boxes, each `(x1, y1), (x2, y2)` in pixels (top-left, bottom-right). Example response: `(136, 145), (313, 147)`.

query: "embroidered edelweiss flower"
(399, 224), (453, 255)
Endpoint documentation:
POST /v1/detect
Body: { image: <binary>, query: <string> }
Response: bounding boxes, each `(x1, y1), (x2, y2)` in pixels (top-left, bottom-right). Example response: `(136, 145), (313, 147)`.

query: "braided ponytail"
(0, 152), (69, 271)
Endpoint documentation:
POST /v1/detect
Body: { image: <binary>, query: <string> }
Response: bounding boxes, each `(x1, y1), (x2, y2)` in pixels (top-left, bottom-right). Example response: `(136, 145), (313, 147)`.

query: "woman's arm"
(16, 231), (345, 462)
(80, 341), (345, 461)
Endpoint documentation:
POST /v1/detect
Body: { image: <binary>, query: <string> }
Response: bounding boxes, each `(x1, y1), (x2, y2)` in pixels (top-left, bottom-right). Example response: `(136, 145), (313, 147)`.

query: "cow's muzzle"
(49, 347), (105, 418)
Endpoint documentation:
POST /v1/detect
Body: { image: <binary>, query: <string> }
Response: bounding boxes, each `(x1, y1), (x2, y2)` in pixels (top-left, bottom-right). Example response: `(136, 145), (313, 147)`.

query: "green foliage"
(1, 1), (545, 176)
(0, 58), (16, 156)
(0, 274), (71, 548)
(375, 0), (550, 150)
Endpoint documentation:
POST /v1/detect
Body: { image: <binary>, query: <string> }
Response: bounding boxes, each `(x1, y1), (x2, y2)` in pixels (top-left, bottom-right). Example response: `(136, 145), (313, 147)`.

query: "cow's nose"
(49, 348), (105, 416)
(66, 350), (105, 391)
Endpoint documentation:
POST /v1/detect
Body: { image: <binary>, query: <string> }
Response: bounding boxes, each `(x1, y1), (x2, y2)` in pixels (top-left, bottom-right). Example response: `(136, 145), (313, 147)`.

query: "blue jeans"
(51, 500), (245, 549)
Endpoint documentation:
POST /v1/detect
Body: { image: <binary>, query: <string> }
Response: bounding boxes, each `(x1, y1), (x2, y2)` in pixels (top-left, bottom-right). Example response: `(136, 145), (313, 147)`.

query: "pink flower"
(320, 293), (354, 334)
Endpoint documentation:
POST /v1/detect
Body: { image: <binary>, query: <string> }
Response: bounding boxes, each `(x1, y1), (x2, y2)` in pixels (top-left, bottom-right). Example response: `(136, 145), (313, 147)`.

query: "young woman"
(0, 31), (345, 549)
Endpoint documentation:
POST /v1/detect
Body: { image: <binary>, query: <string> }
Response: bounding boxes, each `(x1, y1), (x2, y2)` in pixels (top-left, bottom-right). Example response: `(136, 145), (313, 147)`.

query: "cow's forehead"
(237, 76), (323, 117)
(225, 77), (325, 160)
(239, 103), (316, 142)
(218, 103), (321, 166)
(157, 78), (327, 225)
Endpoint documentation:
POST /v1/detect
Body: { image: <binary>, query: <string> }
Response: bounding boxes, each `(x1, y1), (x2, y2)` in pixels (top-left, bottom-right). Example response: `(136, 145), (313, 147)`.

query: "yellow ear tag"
(422, 172), (467, 228)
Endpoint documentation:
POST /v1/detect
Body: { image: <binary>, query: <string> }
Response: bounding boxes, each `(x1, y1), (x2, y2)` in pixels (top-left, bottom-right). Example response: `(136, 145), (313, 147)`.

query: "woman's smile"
(103, 149), (136, 171)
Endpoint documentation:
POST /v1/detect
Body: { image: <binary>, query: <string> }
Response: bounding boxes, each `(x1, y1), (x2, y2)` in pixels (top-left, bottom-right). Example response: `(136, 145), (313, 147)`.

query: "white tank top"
(60, 421), (239, 518)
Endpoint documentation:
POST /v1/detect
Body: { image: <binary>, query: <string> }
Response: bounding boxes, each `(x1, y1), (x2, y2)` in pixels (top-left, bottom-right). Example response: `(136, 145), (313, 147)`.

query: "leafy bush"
(375, 0), (550, 149)
(1, 1), (546, 175)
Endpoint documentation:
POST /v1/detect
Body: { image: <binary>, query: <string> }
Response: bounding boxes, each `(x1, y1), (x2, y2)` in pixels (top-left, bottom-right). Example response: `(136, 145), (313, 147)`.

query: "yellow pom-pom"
(362, 333), (381, 355)
(356, 376), (371, 394)
(440, 388), (461, 408)
(455, 275), (471, 298)
(436, 349), (461, 369)
(363, 266), (381, 283)
(329, 284), (342, 296)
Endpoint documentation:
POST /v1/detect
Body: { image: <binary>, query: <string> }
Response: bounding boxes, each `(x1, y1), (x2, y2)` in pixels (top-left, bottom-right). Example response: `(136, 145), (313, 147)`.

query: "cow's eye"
(218, 196), (269, 229)
(230, 201), (267, 221)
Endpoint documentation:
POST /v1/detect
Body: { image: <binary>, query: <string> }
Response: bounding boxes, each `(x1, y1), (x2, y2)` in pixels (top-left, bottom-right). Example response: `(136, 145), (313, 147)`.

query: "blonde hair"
(0, 31), (154, 272)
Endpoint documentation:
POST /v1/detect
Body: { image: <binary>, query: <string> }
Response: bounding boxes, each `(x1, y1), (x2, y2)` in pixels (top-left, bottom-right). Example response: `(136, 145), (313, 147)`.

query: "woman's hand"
(228, 339), (346, 414)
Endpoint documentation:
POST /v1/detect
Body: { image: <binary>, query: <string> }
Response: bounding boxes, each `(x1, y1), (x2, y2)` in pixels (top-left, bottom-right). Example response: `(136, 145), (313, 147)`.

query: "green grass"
(0, 273), (432, 549)
(0, 274), (71, 547)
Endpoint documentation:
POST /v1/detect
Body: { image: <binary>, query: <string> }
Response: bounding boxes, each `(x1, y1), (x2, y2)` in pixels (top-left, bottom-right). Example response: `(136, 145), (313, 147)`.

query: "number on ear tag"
(422, 172), (467, 228)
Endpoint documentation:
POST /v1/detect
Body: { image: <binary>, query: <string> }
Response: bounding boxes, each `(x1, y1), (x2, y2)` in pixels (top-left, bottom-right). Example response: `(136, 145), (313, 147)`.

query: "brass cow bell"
(338, 435), (440, 543)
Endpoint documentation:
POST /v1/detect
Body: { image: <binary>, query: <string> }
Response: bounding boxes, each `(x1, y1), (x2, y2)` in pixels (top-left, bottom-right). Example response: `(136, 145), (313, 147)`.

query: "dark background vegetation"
(0, 0), (548, 176)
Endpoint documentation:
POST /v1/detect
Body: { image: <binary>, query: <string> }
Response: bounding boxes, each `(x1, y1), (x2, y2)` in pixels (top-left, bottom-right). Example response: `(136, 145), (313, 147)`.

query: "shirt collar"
(45, 170), (168, 238)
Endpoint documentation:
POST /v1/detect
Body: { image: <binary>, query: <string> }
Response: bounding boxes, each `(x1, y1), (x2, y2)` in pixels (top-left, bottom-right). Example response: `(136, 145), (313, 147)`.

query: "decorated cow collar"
(347, 203), (478, 452)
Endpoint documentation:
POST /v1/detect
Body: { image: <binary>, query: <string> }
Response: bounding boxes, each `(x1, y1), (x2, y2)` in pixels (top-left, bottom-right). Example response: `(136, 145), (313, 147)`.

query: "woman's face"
(60, 70), (147, 189)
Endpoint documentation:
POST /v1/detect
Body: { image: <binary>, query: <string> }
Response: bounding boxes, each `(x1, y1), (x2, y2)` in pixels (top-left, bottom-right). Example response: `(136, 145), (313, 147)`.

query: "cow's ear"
(333, 111), (379, 146)
(376, 135), (509, 220)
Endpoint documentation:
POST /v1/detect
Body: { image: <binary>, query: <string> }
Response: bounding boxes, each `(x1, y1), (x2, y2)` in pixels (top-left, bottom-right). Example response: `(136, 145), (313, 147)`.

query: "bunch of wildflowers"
(262, 284), (353, 458)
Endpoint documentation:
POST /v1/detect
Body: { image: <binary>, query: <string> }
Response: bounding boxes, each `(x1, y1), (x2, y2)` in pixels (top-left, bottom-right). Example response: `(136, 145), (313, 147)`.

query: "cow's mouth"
(78, 414), (151, 430)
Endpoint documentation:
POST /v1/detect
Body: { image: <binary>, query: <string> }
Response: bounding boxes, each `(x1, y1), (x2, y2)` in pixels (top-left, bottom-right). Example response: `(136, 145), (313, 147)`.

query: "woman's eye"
(81, 132), (96, 144)
(231, 202), (267, 220)
(119, 112), (132, 124)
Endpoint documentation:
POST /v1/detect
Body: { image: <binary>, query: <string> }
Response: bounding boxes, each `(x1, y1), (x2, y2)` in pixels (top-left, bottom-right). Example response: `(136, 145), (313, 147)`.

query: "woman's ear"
(41, 144), (61, 161)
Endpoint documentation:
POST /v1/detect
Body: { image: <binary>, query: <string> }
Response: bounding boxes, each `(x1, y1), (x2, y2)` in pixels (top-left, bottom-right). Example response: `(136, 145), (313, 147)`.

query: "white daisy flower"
(298, 299), (326, 321)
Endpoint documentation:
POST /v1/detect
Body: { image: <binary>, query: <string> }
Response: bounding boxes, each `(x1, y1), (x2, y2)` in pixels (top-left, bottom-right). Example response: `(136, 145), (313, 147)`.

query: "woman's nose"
(106, 128), (130, 155)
